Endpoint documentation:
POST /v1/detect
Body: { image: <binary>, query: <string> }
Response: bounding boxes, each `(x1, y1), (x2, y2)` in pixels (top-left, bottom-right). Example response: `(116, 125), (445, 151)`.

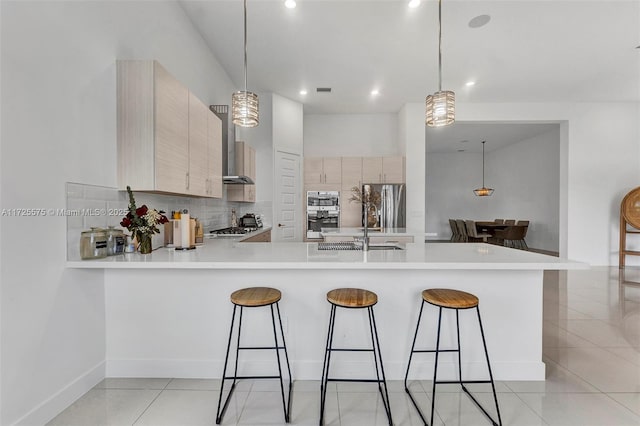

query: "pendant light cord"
(243, 0), (248, 93)
(438, 0), (442, 92)
(482, 140), (486, 187)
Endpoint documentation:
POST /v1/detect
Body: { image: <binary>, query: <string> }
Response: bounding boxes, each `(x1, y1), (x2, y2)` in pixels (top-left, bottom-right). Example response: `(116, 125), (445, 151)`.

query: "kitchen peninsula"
(68, 240), (584, 382)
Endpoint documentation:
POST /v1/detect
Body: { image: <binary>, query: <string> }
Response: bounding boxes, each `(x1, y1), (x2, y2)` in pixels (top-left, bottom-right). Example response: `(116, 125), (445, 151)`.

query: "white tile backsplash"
(66, 182), (270, 260)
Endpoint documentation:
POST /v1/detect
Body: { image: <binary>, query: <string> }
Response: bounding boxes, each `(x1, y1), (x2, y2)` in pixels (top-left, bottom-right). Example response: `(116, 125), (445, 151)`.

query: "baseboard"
(13, 361), (105, 426)
(106, 359), (545, 381)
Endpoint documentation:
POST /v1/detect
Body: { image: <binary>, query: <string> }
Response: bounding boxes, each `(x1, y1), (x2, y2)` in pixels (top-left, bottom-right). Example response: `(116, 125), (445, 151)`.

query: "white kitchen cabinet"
(227, 141), (256, 202)
(340, 157), (364, 227)
(361, 156), (405, 184)
(117, 60), (222, 198)
(207, 111), (223, 198)
(382, 156), (405, 183)
(304, 157), (342, 184)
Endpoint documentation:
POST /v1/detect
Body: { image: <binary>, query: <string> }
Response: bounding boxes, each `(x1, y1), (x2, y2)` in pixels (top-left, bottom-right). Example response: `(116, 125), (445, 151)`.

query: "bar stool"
(404, 288), (502, 426)
(320, 288), (393, 426)
(216, 287), (292, 424)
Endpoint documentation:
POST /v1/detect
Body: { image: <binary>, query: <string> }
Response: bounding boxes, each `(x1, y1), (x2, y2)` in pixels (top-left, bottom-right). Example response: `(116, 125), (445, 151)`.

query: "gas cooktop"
(210, 226), (259, 236)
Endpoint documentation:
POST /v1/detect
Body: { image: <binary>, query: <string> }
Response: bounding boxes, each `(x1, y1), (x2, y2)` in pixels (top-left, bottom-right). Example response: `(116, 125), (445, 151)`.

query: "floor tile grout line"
(601, 392), (640, 420)
(131, 387), (165, 425)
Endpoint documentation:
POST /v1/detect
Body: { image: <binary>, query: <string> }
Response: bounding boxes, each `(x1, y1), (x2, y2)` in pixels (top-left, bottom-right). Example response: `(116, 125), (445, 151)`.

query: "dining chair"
(493, 225), (528, 250)
(494, 219), (504, 224)
(455, 219), (468, 242)
(504, 219), (516, 225)
(465, 220), (491, 243)
(449, 219), (459, 241)
(516, 220), (529, 226)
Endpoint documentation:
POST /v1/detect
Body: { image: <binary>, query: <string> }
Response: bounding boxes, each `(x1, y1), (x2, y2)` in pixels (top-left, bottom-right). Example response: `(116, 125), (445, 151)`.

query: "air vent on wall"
(316, 87), (332, 93)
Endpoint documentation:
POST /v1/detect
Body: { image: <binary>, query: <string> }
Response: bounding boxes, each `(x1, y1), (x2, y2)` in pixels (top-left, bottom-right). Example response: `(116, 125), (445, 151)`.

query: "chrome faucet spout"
(362, 185), (371, 251)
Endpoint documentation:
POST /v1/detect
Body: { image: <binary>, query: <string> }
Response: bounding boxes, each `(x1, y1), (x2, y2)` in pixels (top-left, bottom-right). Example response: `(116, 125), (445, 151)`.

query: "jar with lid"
(80, 228), (108, 260)
(106, 226), (125, 256)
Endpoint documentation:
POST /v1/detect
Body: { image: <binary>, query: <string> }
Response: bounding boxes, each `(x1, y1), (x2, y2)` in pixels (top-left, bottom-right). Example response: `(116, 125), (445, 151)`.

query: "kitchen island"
(68, 240), (585, 381)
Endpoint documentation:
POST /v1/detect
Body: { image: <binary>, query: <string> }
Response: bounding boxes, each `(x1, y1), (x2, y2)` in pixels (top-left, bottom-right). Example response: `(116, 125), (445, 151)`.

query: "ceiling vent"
(316, 87), (332, 93)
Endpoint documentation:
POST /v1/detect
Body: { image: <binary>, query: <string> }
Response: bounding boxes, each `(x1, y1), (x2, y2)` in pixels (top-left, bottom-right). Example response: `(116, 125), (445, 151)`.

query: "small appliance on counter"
(239, 213), (262, 230)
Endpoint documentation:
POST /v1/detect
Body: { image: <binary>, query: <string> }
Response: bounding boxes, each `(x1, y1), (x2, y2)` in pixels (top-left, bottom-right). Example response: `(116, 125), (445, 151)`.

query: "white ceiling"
(426, 121), (559, 153)
(180, 0), (640, 115)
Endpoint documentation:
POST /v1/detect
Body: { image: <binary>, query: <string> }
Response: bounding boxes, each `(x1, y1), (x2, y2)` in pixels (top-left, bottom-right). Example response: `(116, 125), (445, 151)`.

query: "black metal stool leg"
(270, 303), (291, 423)
(275, 302), (293, 422)
(369, 306), (393, 426)
(404, 300), (430, 425)
(430, 307), (443, 426)
(319, 304), (337, 426)
(456, 309), (464, 392)
(476, 306), (503, 426)
(216, 305), (238, 424)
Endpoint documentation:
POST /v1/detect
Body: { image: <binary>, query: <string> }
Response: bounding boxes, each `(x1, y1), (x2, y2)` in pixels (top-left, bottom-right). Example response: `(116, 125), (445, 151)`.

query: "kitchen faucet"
(362, 185), (371, 251)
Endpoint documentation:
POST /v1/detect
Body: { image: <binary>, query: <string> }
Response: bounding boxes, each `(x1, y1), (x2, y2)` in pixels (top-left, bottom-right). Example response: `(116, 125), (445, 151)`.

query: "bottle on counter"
(231, 208), (238, 228)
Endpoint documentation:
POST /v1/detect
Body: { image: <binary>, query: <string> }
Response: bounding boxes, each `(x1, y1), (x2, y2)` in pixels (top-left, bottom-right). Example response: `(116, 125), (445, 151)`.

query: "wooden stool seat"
(327, 288), (377, 308)
(422, 288), (478, 309)
(231, 287), (281, 307)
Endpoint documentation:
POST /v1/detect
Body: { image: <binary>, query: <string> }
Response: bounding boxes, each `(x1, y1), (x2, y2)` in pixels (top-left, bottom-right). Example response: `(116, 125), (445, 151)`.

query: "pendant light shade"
(473, 140), (494, 196)
(232, 91), (259, 127)
(426, 90), (455, 127)
(232, 0), (259, 128)
(426, 0), (455, 127)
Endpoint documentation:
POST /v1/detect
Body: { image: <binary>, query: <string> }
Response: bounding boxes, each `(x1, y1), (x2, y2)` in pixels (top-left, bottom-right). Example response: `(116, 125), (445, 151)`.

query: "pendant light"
(425, 0), (455, 127)
(232, 0), (259, 127)
(473, 141), (494, 196)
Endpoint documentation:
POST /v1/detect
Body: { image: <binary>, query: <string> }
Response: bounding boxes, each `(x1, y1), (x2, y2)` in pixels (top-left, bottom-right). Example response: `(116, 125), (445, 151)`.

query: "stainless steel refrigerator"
(363, 183), (406, 229)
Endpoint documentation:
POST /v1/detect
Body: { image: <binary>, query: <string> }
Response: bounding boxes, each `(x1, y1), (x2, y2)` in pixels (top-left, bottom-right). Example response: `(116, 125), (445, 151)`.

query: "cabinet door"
(382, 156), (405, 183)
(246, 184), (256, 202)
(154, 62), (189, 194)
(187, 92), (209, 197)
(208, 111), (223, 198)
(362, 157), (383, 184)
(304, 157), (323, 184)
(340, 193), (363, 227)
(341, 157), (362, 190)
(323, 157), (342, 184)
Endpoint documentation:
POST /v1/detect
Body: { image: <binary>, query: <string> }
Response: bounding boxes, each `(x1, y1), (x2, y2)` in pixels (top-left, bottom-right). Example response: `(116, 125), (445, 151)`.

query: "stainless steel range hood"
(210, 105), (254, 184)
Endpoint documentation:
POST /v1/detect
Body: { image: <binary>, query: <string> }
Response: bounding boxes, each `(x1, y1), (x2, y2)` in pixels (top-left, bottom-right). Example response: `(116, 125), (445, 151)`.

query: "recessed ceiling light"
(468, 14), (491, 28)
(299, 89), (307, 95)
(457, 149), (465, 152)
(460, 139), (469, 143)
(465, 81), (476, 87)
(371, 89), (380, 96)
(284, 0), (296, 9)
(408, 0), (421, 8)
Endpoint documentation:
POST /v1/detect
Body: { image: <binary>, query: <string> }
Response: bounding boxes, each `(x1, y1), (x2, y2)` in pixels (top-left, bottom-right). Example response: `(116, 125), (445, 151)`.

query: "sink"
(367, 244), (404, 250)
(317, 242), (404, 251)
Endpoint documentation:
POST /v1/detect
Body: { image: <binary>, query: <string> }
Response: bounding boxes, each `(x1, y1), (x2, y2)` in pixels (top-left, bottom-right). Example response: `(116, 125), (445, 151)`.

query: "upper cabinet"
(227, 141), (256, 202)
(304, 157), (342, 184)
(362, 156), (405, 184)
(117, 60), (222, 198)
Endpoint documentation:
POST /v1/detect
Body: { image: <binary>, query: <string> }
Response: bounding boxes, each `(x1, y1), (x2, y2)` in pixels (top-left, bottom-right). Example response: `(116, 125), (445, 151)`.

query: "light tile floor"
(48, 267), (640, 425)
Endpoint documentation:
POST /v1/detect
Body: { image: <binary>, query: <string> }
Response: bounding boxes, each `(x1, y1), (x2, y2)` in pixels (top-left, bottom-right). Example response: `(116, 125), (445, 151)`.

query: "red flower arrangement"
(120, 186), (168, 253)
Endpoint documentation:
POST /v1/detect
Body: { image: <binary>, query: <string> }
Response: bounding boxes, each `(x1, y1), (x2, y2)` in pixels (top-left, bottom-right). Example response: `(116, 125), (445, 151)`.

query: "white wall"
(426, 128), (561, 252)
(0, 1), (237, 424)
(273, 94), (304, 156)
(303, 113), (400, 156)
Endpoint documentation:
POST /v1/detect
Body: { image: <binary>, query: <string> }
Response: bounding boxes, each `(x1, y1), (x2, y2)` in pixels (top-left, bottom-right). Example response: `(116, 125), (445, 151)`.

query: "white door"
(274, 151), (301, 241)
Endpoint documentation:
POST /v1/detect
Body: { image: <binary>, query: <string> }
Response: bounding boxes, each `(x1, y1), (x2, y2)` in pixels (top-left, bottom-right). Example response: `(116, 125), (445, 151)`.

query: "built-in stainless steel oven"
(307, 191), (339, 239)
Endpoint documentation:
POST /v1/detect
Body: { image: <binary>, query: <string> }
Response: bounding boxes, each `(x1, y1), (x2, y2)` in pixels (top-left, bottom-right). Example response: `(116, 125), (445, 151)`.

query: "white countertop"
(67, 235), (586, 270)
(320, 227), (414, 237)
